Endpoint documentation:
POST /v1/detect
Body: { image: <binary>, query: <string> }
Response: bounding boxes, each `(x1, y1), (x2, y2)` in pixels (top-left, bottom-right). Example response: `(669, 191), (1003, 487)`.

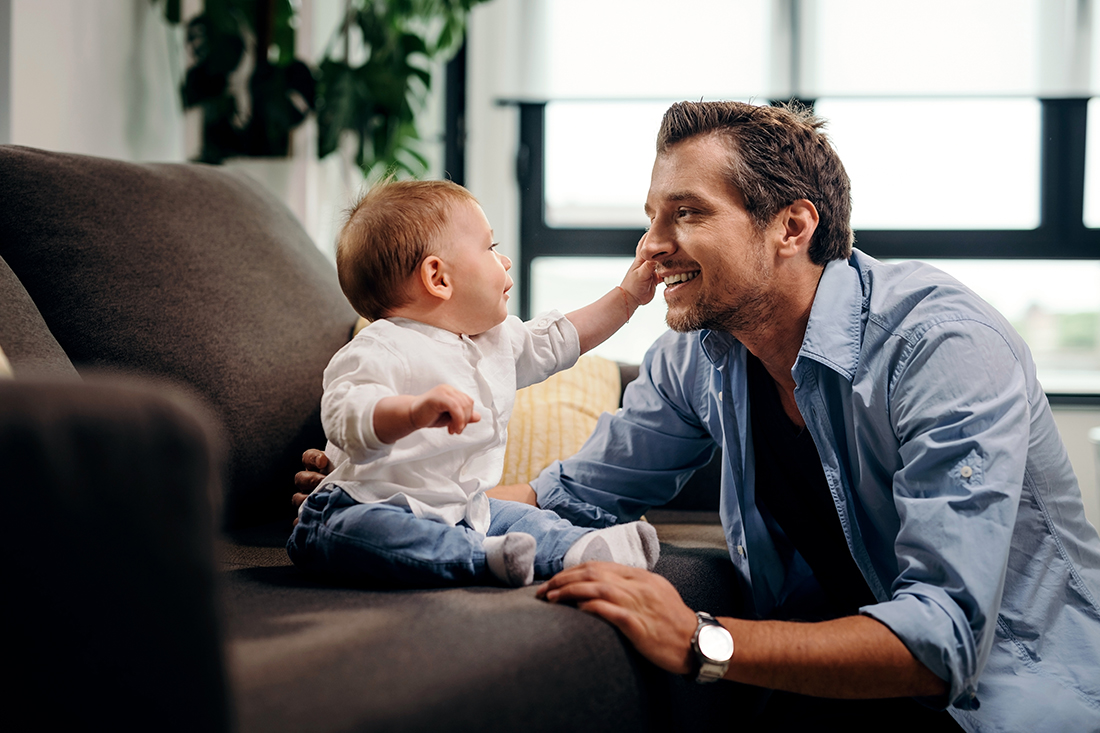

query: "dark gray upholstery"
(2, 378), (231, 731)
(1, 145), (735, 733)
(0, 145), (359, 528)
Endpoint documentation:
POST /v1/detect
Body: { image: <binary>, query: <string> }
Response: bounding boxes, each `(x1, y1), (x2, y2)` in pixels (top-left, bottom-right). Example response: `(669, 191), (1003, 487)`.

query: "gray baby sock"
(563, 521), (660, 571)
(484, 532), (537, 587)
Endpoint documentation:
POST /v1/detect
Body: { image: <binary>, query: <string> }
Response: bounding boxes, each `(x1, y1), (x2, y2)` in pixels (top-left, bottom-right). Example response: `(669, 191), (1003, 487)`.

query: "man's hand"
(292, 448), (332, 520)
(536, 562), (698, 675)
(486, 483), (538, 506)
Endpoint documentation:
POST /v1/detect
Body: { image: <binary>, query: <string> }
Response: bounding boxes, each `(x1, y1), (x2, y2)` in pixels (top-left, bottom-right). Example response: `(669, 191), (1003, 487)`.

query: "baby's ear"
(419, 255), (452, 301)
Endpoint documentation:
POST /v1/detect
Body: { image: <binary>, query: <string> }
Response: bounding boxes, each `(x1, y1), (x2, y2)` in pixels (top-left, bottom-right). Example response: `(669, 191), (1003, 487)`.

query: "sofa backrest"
(0, 145), (359, 528)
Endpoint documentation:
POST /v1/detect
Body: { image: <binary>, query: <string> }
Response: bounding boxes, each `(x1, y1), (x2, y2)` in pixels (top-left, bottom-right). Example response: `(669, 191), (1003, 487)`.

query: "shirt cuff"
(861, 593), (981, 711)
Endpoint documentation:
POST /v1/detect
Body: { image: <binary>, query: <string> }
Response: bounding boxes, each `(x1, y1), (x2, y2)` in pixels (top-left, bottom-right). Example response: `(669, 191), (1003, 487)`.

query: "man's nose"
(639, 222), (675, 260)
(500, 253), (512, 270)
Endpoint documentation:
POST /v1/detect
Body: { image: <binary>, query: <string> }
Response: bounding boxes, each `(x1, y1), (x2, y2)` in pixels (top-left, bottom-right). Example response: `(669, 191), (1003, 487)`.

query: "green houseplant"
(165, 0), (487, 177)
(315, 0), (488, 178)
(179, 0), (316, 163)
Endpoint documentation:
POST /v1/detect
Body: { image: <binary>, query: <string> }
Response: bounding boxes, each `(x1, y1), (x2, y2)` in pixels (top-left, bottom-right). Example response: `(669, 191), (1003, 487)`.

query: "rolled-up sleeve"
(861, 319), (1030, 710)
(509, 311), (581, 389)
(320, 341), (403, 464)
(533, 330), (717, 526)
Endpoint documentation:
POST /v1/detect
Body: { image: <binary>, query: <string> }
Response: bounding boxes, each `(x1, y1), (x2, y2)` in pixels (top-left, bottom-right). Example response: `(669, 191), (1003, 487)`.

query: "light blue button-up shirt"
(533, 250), (1100, 731)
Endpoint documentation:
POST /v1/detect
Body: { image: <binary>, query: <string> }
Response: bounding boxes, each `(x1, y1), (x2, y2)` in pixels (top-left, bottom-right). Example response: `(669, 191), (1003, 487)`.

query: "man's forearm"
(720, 614), (947, 699)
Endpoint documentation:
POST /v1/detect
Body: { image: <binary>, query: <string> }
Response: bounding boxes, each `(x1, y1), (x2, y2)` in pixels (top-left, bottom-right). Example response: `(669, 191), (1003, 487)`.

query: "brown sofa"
(0, 145), (741, 732)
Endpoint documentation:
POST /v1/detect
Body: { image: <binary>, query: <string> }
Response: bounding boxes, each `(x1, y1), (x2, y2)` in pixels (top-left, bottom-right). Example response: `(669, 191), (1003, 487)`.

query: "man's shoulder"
(858, 254), (1014, 344)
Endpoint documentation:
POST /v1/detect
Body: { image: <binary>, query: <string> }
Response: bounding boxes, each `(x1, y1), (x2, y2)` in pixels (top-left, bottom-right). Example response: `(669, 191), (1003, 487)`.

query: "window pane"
(892, 259), (1100, 394)
(816, 99), (1041, 230)
(1086, 99), (1100, 228)
(543, 0), (772, 98)
(545, 101), (670, 228)
(805, 0), (1040, 95)
(531, 257), (669, 363)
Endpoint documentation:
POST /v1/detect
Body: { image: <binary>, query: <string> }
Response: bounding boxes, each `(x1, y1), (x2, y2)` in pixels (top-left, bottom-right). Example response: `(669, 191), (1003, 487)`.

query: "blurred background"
(2, 0), (1098, 522)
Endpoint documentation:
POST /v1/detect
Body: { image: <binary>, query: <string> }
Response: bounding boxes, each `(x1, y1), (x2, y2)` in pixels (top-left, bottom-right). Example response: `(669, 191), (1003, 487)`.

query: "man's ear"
(419, 255), (452, 301)
(777, 199), (819, 259)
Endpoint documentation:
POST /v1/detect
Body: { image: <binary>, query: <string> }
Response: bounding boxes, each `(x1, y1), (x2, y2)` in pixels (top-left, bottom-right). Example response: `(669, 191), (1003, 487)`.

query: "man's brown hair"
(657, 101), (853, 264)
(337, 179), (477, 321)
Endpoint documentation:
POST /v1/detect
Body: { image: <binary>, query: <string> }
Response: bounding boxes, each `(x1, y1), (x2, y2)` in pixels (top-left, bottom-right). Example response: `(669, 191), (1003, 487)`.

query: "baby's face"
(440, 200), (512, 335)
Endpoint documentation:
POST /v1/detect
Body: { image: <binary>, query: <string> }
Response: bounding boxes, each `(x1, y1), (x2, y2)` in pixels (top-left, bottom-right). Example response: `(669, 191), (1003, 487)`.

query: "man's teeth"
(663, 271), (699, 286)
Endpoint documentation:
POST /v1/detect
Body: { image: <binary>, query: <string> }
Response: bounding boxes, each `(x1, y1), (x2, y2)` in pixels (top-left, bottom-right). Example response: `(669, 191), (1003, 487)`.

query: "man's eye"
(490, 242), (499, 250)
(677, 208), (692, 218)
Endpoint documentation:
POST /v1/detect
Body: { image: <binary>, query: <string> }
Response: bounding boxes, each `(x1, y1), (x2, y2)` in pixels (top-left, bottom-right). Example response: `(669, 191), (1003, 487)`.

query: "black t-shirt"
(746, 353), (878, 618)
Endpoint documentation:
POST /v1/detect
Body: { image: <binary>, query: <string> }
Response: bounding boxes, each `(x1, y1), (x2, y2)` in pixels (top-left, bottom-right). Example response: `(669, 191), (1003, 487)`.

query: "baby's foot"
(484, 532), (536, 587)
(563, 522), (660, 571)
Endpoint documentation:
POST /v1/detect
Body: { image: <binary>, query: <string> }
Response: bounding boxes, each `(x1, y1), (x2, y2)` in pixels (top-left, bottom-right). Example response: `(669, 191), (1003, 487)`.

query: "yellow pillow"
(0, 344), (12, 378)
(501, 355), (621, 486)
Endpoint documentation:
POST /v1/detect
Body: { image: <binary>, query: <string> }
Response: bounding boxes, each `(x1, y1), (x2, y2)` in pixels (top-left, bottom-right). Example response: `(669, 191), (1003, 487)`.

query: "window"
(510, 0), (1100, 397)
(815, 99), (1042, 230)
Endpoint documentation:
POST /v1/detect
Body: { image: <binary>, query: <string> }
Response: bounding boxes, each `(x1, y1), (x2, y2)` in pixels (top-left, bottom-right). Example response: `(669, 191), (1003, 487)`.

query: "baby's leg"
(482, 533), (536, 587)
(486, 498), (660, 578)
(288, 488), (501, 587)
(562, 522), (660, 571)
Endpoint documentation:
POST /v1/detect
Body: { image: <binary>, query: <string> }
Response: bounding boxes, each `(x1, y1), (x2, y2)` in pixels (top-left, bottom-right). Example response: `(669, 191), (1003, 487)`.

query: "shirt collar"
(385, 317), (466, 345)
(796, 252), (865, 382)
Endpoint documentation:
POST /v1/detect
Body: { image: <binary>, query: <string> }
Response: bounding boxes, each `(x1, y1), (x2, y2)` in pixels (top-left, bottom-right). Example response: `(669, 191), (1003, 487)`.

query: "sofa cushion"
(0, 253), (80, 380)
(218, 521), (745, 733)
(0, 145), (358, 528)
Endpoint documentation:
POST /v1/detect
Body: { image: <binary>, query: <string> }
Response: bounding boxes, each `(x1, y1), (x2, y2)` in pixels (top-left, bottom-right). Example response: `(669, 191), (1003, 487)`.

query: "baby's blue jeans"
(287, 487), (592, 587)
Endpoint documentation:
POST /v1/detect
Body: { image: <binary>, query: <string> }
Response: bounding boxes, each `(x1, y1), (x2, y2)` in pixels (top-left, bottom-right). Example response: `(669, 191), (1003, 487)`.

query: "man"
(297, 101), (1100, 731)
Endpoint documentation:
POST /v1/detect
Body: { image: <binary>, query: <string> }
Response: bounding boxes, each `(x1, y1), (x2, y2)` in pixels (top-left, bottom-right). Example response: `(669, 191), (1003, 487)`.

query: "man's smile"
(660, 270), (700, 295)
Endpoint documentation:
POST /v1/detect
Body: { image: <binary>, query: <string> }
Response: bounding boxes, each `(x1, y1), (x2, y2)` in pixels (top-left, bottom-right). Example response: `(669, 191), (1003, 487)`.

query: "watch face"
(698, 624), (734, 662)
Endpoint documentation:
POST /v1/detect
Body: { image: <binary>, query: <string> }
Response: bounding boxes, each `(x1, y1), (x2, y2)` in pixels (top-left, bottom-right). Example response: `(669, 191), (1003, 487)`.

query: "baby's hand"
(410, 384), (481, 435)
(619, 232), (659, 308)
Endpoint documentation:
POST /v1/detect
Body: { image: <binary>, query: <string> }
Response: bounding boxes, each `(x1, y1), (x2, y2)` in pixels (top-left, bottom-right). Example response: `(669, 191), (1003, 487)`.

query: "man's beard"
(665, 285), (774, 334)
(664, 242), (774, 335)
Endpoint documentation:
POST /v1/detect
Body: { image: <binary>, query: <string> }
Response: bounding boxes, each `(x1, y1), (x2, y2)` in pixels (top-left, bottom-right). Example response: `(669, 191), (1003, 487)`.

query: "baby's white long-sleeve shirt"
(314, 311), (580, 533)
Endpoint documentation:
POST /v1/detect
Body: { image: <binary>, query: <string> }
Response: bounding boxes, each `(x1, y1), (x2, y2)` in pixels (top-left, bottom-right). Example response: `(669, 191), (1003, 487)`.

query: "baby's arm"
(566, 235), (657, 354)
(372, 384), (481, 444)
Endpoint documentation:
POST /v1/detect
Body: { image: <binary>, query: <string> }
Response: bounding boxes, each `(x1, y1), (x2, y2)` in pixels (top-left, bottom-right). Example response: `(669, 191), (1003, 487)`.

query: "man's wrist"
(687, 611), (734, 683)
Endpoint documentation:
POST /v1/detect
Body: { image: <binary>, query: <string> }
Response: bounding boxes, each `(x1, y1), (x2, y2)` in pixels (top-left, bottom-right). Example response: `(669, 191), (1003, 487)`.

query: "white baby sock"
(484, 532), (537, 587)
(563, 522), (660, 571)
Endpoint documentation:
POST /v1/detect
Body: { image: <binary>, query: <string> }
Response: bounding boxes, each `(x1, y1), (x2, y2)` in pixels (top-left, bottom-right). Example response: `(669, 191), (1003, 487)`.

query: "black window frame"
(509, 99), (1100, 404)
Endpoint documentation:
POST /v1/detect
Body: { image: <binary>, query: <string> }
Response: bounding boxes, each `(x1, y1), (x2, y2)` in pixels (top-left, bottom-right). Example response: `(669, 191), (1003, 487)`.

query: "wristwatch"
(689, 611), (734, 683)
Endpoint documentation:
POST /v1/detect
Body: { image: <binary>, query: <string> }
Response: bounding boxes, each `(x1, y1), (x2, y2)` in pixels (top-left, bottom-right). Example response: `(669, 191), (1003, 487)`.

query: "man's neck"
(736, 266), (823, 416)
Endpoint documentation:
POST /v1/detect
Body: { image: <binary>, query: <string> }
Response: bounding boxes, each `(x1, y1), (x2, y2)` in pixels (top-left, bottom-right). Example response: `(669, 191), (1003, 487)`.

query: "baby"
(288, 179), (659, 587)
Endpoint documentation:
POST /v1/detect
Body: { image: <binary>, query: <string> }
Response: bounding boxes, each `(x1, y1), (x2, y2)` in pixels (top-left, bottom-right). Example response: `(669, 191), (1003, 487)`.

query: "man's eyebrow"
(645, 192), (710, 214)
(667, 191), (708, 205)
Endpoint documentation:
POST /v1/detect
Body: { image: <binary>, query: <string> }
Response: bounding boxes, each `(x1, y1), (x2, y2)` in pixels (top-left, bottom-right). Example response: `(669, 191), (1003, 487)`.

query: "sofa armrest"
(2, 378), (232, 731)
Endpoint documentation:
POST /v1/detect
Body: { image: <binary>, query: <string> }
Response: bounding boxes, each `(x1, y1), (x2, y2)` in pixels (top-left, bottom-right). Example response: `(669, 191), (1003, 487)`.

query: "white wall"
(1053, 406), (1100, 531)
(10, 0), (186, 161)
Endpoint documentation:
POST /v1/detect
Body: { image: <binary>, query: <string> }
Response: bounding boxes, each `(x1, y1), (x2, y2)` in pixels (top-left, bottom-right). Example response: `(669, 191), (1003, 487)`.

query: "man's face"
(642, 134), (774, 334)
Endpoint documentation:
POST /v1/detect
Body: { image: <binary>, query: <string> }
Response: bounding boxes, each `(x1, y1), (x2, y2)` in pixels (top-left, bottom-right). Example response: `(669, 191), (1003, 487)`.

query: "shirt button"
(718, 391), (723, 401)
(960, 465), (973, 479)
(736, 545), (745, 556)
